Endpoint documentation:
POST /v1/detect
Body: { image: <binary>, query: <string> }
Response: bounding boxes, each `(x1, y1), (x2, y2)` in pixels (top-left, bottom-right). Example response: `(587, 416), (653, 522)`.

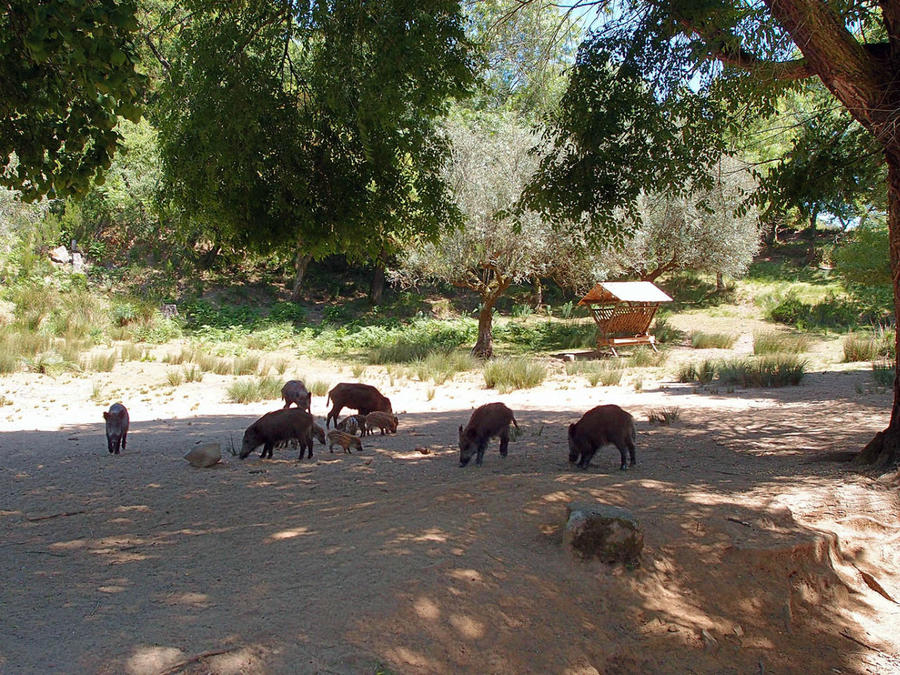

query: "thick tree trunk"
(716, 271), (725, 292)
(472, 297), (498, 358)
(532, 276), (543, 309)
(290, 251), (313, 302)
(855, 152), (900, 468)
(369, 261), (386, 305)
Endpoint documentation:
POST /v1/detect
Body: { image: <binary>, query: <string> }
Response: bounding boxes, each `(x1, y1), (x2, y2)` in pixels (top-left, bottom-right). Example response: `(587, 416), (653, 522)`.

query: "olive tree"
(607, 158), (762, 284)
(392, 112), (600, 357)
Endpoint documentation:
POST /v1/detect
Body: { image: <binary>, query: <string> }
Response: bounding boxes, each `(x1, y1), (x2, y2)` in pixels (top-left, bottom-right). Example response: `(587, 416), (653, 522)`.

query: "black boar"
(103, 402), (129, 455)
(458, 402), (518, 467)
(281, 380), (312, 412)
(568, 405), (636, 471)
(363, 411), (399, 436)
(298, 423), (326, 460)
(326, 383), (392, 428)
(240, 409), (315, 460)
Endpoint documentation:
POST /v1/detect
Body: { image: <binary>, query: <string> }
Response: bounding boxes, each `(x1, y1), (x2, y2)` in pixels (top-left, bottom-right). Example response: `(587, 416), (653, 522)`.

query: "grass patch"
(677, 360), (716, 384)
(690, 331), (737, 349)
(167, 369), (185, 387)
(183, 365), (203, 383)
(232, 355), (260, 376)
(872, 361), (894, 387)
(82, 350), (118, 373)
(652, 316), (685, 344)
(718, 355), (807, 387)
(307, 380), (330, 397)
(483, 357), (547, 393)
(628, 347), (667, 368)
(119, 342), (146, 362)
(843, 329), (895, 362)
(648, 407), (681, 425)
(227, 375), (283, 404)
(753, 331), (811, 355)
(351, 364), (367, 379)
(565, 360), (624, 387)
(412, 350), (476, 385)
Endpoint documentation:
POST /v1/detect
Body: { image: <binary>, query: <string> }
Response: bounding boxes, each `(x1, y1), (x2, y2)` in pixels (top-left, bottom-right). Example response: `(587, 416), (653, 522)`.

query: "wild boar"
(103, 402), (129, 455)
(363, 411), (399, 436)
(458, 402), (518, 467)
(281, 380), (312, 412)
(327, 430), (363, 454)
(277, 422), (326, 460)
(336, 414), (366, 436)
(326, 382), (392, 428)
(240, 409), (314, 460)
(568, 405), (636, 471)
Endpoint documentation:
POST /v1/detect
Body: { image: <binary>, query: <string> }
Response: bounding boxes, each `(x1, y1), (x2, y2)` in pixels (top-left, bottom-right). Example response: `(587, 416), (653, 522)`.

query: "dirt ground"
(1, 346), (899, 674)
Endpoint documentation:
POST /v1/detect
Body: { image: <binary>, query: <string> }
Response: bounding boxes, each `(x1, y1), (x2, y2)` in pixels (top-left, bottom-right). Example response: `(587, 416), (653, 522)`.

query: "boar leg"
(475, 439), (488, 465)
(626, 438), (636, 467)
(498, 428), (510, 457)
(613, 442), (629, 470)
(121, 429), (127, 451)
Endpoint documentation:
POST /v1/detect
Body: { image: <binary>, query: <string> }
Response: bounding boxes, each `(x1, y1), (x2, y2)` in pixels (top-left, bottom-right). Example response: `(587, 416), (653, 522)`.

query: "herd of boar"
(104, 379), (638, 470)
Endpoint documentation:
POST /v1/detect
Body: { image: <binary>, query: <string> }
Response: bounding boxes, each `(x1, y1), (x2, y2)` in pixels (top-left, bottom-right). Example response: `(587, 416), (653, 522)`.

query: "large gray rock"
(49, 245), (70, 264)
(564, 502), (643, 564)
(185, 442), (222, 468)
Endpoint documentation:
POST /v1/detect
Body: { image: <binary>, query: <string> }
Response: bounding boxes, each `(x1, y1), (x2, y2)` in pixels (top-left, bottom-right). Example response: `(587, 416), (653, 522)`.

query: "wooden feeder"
(577, 281), (673, 356)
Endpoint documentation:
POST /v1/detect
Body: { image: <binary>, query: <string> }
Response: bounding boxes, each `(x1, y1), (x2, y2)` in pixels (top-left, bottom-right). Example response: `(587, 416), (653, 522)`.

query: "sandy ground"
(1, 344), (899, 675)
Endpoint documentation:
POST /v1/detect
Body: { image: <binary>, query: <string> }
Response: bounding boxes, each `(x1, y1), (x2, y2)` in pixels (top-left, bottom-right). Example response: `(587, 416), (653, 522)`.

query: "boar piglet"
(281, 380), (312, 412)
(326, 382), (392, 428)
(568, 404), (636, 471)
(240, 409), (314, 460)
(103, 403), (129, 455)
(458, 402), (518, 467)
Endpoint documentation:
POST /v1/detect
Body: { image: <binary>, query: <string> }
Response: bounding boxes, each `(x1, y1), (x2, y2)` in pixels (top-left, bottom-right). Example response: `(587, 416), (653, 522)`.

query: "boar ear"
(103, 412), (109, 420)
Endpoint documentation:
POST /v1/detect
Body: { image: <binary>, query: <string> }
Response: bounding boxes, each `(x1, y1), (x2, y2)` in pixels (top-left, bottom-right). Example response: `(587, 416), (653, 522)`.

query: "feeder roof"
(578, 281), (673, 305)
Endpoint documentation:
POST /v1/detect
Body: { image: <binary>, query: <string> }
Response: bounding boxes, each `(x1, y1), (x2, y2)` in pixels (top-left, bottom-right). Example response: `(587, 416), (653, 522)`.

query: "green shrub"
(753, 331), (810, 355)
(565, 360), (624, 386)
(483, 357), (547, 393)
(871, 361), (894, 387)
(498, 319), (596, 351)
(691, 332), (737, 349)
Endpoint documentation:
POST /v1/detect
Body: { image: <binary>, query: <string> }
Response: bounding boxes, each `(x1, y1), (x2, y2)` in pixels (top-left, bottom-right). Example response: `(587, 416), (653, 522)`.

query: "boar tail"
(511, 414), (519, 429)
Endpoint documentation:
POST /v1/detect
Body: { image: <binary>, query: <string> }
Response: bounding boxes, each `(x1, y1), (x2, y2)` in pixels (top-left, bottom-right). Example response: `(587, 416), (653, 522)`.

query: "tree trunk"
(290, 251), (313, 302)
(369, 260), (386, 305)
(855, 152), (900, 468)
(472, 298), (497, 358)
(532, 276), (543, 310)
(805, 208), (819, 264)
(716, 271), (725, 292)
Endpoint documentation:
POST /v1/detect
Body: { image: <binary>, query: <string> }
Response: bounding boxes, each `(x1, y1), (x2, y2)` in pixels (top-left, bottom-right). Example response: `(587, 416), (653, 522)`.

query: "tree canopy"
(153, 0), (475, 279)
(1, 0), (145, 201)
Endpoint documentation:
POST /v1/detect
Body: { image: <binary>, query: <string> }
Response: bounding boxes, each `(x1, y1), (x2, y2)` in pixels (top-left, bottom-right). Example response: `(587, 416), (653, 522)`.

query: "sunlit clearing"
(414, 596), (441, 621)
(449, 613), (485, 639)
(126, 646), (184, 675)
(266, 527), (311, 542)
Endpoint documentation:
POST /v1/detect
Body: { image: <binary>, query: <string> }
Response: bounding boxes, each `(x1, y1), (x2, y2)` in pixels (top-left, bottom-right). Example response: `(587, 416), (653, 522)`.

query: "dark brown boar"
(326, 383), (392, 428)
(240, 409), (314, 460)
(103, 402), (129, 455)
(458, 402), (518, 467)
(281, 380), (312, 412)
(568, 405), (636, 471)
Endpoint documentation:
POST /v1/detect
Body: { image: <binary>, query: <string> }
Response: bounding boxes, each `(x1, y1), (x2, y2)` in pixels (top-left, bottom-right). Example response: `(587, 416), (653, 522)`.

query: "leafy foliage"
(1, 0), (145, 200)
